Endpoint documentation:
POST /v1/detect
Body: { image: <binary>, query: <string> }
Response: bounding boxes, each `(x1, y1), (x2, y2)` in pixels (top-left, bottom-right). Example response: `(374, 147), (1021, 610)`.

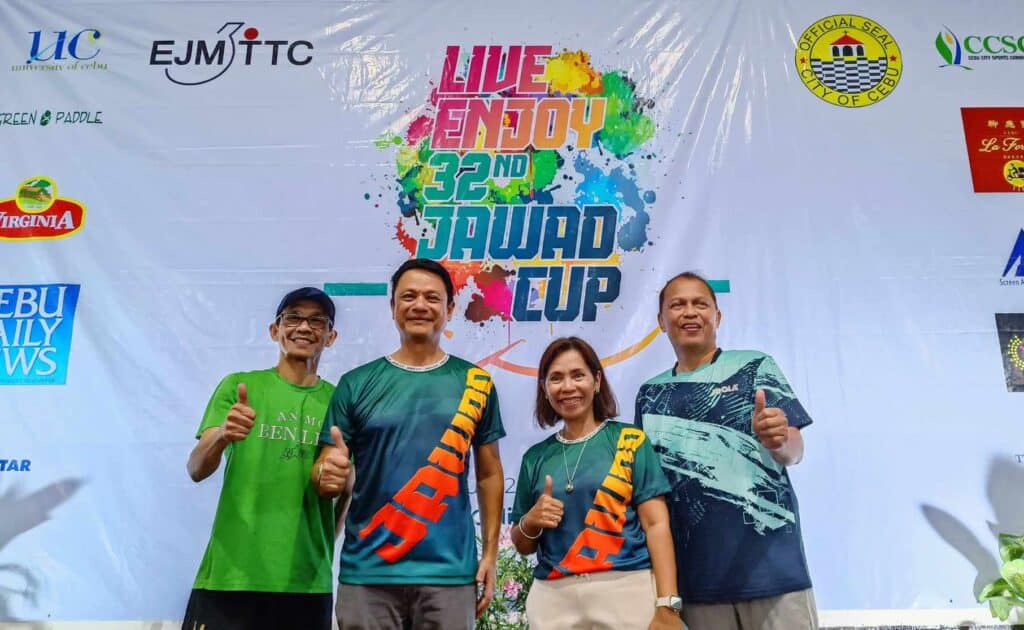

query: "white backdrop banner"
(1, 0), (1023, 623)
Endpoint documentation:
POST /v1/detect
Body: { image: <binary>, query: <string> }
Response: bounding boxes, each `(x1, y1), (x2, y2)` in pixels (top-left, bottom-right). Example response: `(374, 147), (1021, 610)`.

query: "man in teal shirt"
(635, 272), (818, 630)
(183, 287), (338, 630)
(315, 259), (506, 629)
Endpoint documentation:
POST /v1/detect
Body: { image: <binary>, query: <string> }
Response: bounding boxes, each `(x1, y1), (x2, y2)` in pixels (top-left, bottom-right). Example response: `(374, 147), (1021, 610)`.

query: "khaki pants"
(682, 588), (818, 630)
(526, 569), (658, 630)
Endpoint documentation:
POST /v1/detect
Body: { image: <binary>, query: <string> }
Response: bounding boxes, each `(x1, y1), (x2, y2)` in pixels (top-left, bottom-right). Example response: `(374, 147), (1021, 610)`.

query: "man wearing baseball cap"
(182, 287), (339, 630)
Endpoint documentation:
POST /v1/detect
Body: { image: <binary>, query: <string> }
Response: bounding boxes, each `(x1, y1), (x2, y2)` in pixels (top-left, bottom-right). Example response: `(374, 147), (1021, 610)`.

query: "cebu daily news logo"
(0, 284), (80, 385)
(149, 21), (313, 86)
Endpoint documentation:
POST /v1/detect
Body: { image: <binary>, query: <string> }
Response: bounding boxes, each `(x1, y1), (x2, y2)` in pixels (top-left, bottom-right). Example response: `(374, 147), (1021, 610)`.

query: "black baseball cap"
(275, 287), (336, 324)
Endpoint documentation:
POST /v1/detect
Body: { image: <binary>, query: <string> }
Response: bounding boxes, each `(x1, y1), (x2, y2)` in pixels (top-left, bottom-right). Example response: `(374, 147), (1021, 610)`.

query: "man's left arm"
(752, 355), (811, 467)
(473, 440), (503, 618)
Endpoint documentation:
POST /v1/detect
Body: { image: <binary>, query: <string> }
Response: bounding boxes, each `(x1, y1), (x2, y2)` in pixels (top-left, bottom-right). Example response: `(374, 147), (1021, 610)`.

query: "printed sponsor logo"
(1003, 229), (1024, 286)
(0, 109), (103, 127)
(149, 22), (313, 86)
(0, 459), (31, 472)
(961, 108), (1024, 193)
(936, 27), (1024, 68)
(796, 15), (902, 107)
(12, 29), (106, 72)
(0, 177), (86, 241)
(0, 284), (81, 385)
(995, 313), (1024, 392)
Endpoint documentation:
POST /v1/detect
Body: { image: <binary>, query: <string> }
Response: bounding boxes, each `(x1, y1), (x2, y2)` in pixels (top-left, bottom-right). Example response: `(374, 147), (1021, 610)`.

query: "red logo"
(0, 177), (86, 241)
(961, 108), (1024, 193)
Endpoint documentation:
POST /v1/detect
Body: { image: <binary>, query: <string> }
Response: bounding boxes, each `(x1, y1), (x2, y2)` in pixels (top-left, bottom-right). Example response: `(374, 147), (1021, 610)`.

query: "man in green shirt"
(314, 258), (506, 629)
(182, 287), (340, 630)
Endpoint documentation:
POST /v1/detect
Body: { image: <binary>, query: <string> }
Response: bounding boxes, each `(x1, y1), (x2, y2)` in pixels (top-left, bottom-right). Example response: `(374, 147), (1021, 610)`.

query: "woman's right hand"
(523, 475), (565, 531)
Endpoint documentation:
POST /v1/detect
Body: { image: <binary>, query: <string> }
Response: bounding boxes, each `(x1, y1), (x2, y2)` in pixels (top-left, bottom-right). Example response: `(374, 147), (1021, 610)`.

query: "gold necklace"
(556, 420), (607, 493)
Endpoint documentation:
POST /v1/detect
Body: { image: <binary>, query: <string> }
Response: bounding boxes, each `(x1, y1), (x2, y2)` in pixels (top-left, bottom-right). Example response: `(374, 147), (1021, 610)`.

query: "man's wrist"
(214, 428), (230, 448)
(655, 594), (683, 614)
(479, 550), (498, 564)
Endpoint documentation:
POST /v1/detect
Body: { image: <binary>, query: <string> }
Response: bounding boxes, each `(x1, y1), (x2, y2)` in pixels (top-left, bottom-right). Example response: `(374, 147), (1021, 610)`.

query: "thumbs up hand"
(523, 475), (565, 533)
(751, 389), (789, 451)
(219, 383), (257, 443)
(317, 426), (351, 497)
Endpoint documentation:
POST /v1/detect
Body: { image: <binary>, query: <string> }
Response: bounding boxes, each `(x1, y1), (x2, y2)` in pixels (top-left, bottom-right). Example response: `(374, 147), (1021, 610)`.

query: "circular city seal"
(796, 15), (902, 108)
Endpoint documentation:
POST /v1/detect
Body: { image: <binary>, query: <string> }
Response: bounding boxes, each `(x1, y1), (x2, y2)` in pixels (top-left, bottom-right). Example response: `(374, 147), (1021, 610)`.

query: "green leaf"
(1000, 533), (1024, 563)
(990, 596), (1012, 621)
(935, 32), (953, 65)
(980, 577), (1011, 602)
(1000, 558), (1024, 597)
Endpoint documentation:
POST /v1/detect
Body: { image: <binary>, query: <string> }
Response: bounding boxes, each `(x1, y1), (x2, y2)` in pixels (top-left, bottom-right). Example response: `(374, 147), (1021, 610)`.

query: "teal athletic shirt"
(511, 421), (670, 580)
(319, 355), (505, 585)
(635, 349), (814, 603)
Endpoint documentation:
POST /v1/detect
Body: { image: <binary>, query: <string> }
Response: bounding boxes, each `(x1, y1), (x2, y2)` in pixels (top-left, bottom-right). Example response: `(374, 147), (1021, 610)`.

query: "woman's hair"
(534, 336), (619, 428)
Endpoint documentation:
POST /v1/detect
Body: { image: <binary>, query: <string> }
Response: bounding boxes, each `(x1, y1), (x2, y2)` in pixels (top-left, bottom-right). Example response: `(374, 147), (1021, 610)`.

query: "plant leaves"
(980, 577), (1011, 602)
(1000, 558), (1024, 598)
(990, 596), (1012, 621)
(1000, 533), (1024, 563)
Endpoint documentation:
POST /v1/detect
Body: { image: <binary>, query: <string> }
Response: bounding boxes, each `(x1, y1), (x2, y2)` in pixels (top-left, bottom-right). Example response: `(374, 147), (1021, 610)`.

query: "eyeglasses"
(278, 313), (333, 331)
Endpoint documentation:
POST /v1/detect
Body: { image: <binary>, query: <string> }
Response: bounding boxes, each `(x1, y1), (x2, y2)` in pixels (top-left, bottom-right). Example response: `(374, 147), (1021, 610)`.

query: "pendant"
(566, 482), (574, 493)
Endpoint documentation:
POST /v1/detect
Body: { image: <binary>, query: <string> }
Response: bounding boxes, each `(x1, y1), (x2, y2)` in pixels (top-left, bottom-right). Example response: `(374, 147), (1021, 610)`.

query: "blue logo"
(1004, 229), (1024, 278)
(27, 29), (100, 63)
(0, 459), (31, 472)
(0, 284), (80, 385)
(14, 29), (107, 72)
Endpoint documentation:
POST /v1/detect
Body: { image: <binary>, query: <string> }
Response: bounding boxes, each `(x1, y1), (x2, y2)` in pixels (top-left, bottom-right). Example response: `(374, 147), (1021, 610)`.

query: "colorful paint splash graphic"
(374, 46), (658, 324)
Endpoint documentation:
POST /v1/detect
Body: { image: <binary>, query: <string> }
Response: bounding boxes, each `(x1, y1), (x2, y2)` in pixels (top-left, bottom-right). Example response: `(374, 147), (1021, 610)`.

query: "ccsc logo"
(936, 27), (1024, 69)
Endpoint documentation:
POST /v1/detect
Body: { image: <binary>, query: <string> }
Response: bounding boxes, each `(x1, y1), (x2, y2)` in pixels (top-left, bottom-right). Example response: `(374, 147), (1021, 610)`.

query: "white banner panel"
(1, 0), (1023, 624)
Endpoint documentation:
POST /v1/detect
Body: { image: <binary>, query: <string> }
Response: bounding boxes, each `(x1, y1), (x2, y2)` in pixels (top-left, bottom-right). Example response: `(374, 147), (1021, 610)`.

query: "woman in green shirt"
(510, 336), (685, 629)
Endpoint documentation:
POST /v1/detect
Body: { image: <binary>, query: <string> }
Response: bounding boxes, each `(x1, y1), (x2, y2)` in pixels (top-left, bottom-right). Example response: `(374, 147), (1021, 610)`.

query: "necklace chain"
(558, 420), (607, 493)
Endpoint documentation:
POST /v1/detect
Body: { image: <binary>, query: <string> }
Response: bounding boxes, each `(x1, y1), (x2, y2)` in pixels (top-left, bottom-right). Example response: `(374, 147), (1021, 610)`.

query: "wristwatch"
(655, 595), (683, 612)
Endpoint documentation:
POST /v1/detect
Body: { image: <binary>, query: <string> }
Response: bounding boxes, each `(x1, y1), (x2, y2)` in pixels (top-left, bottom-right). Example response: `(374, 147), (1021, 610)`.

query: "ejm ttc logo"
(149, 22), (313, 86)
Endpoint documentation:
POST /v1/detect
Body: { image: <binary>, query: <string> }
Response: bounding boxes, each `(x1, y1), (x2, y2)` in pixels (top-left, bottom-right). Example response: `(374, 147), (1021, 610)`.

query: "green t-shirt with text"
(319, 356), (505, 585)
(193, 368), (335, 593)
(511, 421), (670, 580)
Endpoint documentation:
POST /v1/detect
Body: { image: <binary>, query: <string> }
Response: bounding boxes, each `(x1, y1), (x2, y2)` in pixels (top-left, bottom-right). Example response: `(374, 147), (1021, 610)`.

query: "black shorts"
(182, 588), (332, 630)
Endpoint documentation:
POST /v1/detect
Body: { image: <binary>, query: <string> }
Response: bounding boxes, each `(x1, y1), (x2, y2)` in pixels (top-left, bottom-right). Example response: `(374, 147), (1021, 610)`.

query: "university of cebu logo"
(796, 15), (902, 107)
(0, 177), (86, 241)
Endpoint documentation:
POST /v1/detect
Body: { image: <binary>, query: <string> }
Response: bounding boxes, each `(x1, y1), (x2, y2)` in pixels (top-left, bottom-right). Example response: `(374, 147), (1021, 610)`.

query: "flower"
(477, 524), (536, 629)
(502, 579), (523, 599)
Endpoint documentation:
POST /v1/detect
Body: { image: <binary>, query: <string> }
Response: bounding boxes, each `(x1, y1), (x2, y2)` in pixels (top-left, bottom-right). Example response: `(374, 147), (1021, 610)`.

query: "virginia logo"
(0, 177), (86, 241)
